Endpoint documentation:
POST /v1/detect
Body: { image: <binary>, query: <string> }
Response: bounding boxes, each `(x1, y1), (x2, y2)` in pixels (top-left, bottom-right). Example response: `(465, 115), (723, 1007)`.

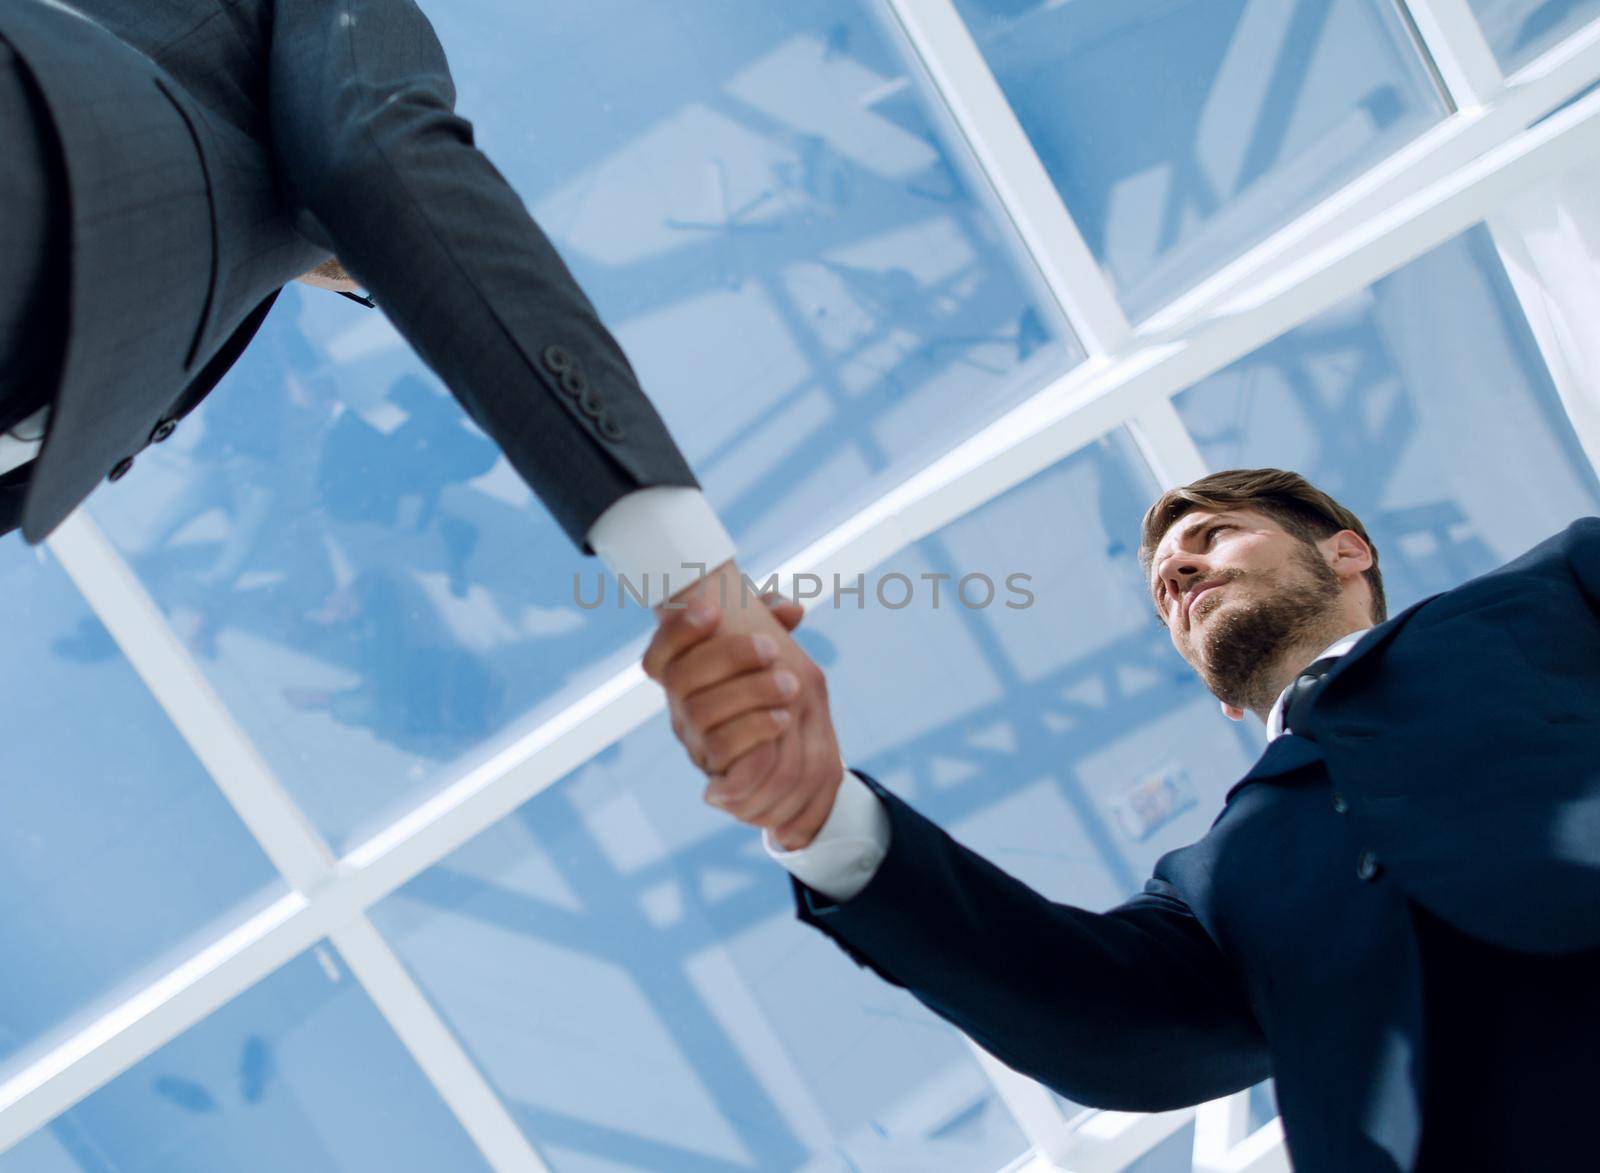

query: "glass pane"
(89, 0), (1079, 853)
(371, 766), (1030, 1172)
(953, 0), (1448, 319)
(1175, 225), (1600, 609)
(0, 945), (493, 1173)
(0, 539), (283, 1075)
(1470, 0), (1600, 71)
(1249, 1079), (1281, 1131)
(1125, 1121), (1196, 1173)
(370, 432), (1264, 1172)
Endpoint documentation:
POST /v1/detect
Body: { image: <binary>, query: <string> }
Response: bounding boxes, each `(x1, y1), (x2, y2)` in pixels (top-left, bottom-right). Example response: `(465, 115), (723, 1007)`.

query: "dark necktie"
(1282, 656), (1341, 737)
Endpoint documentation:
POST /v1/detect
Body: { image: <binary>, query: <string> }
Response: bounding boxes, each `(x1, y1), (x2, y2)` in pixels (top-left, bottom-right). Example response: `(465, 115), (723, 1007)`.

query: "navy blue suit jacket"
(795, 518), (1600, 1172)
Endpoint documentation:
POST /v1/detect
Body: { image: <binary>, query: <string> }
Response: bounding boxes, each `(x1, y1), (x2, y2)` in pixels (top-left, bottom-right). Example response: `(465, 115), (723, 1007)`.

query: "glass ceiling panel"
(0, 945), (492, 1173)
(1469, 0), (1600, 72)
(1175, 225), (1600, 609)
(1126, 1124), (1197, 1173)
(88, 0), (1080, 854)
(370, 430), (1264, 1172)
(371, 741), (1031, 1173)
(952, 0), (1449, 320)
(0, 541), (283, 1078)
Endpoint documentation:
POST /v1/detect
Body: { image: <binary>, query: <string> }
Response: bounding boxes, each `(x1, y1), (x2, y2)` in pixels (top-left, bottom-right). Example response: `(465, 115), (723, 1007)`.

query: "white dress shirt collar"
(1264, 627), (1372, 741)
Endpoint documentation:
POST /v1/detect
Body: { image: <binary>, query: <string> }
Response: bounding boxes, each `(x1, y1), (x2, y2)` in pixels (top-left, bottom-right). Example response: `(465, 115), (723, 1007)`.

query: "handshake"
(644, 559), (844, 851)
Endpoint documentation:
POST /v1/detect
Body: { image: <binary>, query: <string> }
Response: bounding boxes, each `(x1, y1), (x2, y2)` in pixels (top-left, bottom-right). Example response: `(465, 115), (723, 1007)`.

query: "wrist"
(768, 762), (847, 851)
(665, 557), (734, 604)
(665, 558), (774, 618)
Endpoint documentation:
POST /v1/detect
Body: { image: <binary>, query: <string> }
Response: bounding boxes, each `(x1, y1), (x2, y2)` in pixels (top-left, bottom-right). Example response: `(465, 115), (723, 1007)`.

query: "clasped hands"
(644, 560), (843, 851)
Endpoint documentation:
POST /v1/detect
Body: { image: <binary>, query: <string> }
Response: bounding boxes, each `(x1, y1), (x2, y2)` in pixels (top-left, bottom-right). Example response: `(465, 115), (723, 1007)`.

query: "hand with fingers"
(646, 567), (844, 851)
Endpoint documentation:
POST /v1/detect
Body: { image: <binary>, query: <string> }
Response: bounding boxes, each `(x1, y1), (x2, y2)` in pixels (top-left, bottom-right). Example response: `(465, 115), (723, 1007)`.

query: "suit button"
(543, 345), (573, 374)
(560, 368), (588, 397)
(107, 457), (134, 483)
(597, 415), (623, 441)
(1331, 792), (1349, 814)
(149, 419), (177, 444)
(579, 386), (605, 419)
(1356, 850), (1382, 882)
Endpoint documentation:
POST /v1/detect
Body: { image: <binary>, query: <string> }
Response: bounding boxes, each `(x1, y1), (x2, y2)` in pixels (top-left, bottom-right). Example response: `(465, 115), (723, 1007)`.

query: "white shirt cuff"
(0, 406), (48, 478)
(585, 487), (737, 598)
(764, 765), (890, 903)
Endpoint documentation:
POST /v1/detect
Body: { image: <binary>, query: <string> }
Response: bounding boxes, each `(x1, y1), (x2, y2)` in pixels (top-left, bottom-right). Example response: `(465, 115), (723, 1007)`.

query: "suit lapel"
(1308, 598), (1434, 697)
(1225, 594), (1443, 798)
(1226, 734), (1325, 799)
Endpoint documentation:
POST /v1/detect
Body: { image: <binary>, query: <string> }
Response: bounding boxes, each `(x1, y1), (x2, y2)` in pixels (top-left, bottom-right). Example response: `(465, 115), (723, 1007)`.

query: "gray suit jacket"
(0, 0), (699, 546)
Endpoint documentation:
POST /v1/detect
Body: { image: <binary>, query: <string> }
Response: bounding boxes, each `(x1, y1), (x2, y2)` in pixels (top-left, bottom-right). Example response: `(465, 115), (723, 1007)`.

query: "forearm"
(269, 0), (699, 551)
(795, 772), (1270, 1110)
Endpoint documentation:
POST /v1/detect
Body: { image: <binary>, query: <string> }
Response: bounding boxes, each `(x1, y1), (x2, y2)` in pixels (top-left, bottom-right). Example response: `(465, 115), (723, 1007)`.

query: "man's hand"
(647, 563), (844, 850)
(297, 257), (361, 293)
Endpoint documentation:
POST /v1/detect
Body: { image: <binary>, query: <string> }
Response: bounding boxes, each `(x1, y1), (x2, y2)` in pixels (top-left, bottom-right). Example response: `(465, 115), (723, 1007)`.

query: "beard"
(1194, 545), (1344, 712)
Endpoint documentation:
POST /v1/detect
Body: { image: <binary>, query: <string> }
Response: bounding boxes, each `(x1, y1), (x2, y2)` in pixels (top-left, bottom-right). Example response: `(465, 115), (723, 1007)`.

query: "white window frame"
(5, 4), (1600, 1172)
(29, 517), (549, 1172)
(1406, 0), (1600, 471)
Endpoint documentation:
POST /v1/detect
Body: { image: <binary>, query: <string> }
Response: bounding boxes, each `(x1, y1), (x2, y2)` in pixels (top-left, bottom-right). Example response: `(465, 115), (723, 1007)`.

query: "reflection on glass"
(952, 0), (1448, 319)
(0, 946), (492, 1173)
(1176, 226), (1600, 609)
(0, 540), (283, 1076)
(370, 433), (1266, 1172)
(1470, 0), (1600, 71)
(1125, 1123), (1197, 1173)
(88, 0), (1077, 852)
(371, 740), (1030, 1173)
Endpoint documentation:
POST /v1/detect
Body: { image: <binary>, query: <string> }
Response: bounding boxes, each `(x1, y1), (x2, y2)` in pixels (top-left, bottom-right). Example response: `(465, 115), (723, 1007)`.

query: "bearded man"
(644, 468), (1600, 1172)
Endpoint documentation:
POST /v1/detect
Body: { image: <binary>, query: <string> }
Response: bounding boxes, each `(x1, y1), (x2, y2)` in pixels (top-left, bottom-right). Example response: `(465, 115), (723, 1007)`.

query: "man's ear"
(1327, 529), (1373, 579)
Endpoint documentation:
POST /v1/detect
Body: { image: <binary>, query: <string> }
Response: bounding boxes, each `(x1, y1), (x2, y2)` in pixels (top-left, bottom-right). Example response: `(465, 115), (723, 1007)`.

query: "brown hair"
(1138, 468), (1386, 624)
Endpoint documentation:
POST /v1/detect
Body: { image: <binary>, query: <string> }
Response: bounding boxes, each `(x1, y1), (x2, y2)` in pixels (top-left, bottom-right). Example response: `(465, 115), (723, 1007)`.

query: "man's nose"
(1158, 554), (1206, 605)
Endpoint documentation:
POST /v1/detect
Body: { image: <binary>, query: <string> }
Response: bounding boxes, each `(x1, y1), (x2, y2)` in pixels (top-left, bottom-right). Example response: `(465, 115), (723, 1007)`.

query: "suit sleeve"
(264, 0), (699, 552)
(796, 773), (1270, 1112)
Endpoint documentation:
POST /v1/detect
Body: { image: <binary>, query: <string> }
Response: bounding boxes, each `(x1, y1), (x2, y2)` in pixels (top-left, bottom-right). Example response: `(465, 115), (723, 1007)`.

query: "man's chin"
(1189, 592), (1232, 631)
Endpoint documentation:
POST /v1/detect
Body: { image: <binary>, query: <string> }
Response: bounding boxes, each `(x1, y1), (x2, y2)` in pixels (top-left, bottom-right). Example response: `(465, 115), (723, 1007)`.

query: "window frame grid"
(14, 517), (549, 1172)
(1138, 9), (1600, 338)
(3, 5), (1599, 1172)
(878, 0), (1135, 358)
(1403, 0), (1506, 105)
(1406, 0), (1600, 472)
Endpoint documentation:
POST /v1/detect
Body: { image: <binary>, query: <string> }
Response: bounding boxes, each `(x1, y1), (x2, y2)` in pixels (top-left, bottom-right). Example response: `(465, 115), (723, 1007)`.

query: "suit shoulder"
(1563, 516), (1600, 547)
